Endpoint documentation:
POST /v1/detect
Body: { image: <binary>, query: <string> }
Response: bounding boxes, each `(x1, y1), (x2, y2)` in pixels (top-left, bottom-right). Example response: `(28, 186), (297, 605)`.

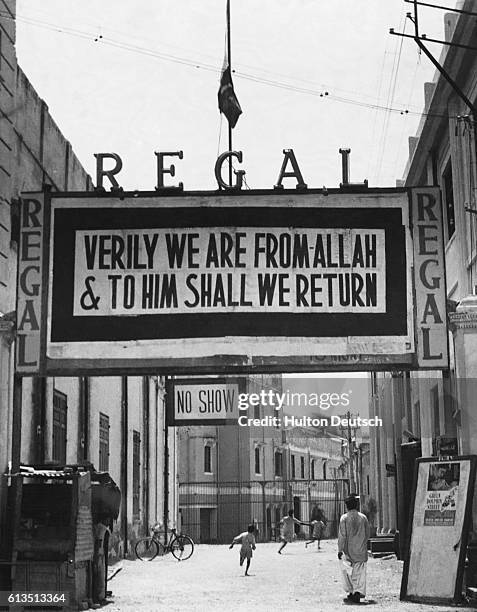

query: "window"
(300, 456), (305, 479)
(443, 160), (455, 239)
(291, 454), (296, 478)
(204, 444), (212, 473)
(132, 430), (141, 519)
(99, 413), (110, 472)
(254, 447), (261, 474)
(274, 450), (283, 477)
(311, 459), (315, 480)
(52, 390), (67, 464)
(323, 461), (327, 480)
(254, 403), (260, 420)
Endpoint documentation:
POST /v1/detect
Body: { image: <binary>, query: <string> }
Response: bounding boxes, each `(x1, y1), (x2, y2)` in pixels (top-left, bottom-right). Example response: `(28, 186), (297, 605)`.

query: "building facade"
(178, 374), (348, 544)
(369, 1), (477, 550)
(0, 2), (176, 561)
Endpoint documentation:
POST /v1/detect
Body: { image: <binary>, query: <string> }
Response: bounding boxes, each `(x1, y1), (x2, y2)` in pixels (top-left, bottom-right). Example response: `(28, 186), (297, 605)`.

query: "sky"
(13, 0), (457, 192)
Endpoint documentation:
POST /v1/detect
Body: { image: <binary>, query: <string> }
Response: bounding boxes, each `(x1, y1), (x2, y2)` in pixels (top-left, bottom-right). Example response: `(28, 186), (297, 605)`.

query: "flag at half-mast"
(218, 58), (242, 128)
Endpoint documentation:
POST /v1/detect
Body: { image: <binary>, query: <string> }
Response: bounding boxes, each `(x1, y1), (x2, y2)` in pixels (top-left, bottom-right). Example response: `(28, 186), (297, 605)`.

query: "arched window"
(323, 460), (327, 480)
(311, 459), (315, 480)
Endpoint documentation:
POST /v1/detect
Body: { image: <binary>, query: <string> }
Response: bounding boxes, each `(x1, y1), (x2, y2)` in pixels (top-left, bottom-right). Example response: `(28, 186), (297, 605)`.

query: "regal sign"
(411, 187), (447, 368)
(16, 187), (447, 375)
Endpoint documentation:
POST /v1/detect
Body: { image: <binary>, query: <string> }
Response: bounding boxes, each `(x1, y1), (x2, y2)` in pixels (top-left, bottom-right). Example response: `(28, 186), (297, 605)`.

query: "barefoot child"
(229, 524), (256, 576)
(278, 509), (302, 554)
(305, 518), (325, 550)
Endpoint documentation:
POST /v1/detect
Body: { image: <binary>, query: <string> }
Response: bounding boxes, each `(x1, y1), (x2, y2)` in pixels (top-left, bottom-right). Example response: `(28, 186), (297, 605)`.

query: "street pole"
(226, 0), (233, 185)
(346, 412), (357, 493)
(340, 411), (357, 493)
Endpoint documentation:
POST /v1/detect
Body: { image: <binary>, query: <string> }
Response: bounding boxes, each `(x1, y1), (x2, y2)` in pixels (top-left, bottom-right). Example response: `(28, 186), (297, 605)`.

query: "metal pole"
(121, 376), (128, 556)
(216, 425), (220, 542)
(163, 377), (170, 543)
(346, 411), (357, 493)
(227, 0), (233, 185)
(405, 0), (477, 17)
(11, 374), (22, 472)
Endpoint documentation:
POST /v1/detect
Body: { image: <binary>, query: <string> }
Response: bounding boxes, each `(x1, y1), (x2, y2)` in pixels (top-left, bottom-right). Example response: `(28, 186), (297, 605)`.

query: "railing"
(179, 478), (349, 544)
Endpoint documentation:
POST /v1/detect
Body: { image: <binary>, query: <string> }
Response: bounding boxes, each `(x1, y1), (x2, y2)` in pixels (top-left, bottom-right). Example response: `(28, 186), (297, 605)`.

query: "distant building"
(178, 375), (348, 543)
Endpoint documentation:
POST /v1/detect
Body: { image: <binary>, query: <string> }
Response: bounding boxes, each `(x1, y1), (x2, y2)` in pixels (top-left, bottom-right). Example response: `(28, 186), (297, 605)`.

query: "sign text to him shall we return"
(75, 228), (383, 315)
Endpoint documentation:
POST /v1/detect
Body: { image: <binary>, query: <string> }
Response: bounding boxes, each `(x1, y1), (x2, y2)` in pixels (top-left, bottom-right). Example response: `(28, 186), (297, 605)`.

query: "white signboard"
(16, 193), (46, 373)
(72, 227), (386, 316)
(166, 379), (241, 425)
(411, 187), (448, 368)
(401, 457), (476, 603)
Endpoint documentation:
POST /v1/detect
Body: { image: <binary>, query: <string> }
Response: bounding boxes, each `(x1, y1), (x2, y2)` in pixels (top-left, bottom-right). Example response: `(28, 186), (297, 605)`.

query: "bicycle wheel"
(135, 537), (159, 561)
(171, 535), (194, 561)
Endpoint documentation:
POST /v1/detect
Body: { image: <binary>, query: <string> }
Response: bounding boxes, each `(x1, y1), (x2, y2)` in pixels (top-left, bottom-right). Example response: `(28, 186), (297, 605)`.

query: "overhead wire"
(375, 12), (407, 183)
(366, 49), (387, 181)
(12, 5), (402, 105)
(391, 49), (421, 180)
(1, 8), (459, 123)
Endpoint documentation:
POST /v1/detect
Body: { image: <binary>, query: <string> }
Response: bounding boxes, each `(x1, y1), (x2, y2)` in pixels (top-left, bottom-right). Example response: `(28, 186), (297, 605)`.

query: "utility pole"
(339, 411), (358, 494)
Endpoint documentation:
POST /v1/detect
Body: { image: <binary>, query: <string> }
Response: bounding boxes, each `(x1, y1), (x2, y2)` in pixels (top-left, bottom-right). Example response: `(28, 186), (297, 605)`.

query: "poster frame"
(400, 455), (477, 604)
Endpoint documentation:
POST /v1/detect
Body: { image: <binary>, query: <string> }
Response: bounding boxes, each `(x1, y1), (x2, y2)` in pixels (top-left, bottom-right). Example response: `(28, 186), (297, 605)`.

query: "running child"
(278, 509), (302, 554)
(305, 518), (325, 550)
(229, 524), (256, 576)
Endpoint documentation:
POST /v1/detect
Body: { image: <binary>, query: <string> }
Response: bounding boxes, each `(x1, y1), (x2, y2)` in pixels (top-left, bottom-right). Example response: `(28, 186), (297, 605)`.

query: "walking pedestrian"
(278, 509), (302, 554)
(338, 494), (370, 604)
(229, 524), (256, 576)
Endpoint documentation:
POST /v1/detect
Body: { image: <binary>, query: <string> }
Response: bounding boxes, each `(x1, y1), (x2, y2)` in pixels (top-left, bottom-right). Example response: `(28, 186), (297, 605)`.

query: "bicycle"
(135, 525), (194, 561)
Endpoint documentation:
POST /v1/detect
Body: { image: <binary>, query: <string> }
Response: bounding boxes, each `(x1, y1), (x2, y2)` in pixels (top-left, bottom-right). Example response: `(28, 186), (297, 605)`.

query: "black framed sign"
(16, 187), (447, 376)
(166, 377), (245, 425)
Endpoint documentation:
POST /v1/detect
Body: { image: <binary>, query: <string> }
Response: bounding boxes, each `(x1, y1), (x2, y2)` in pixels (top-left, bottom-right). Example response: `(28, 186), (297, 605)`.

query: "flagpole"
(227, 0), (233, 185)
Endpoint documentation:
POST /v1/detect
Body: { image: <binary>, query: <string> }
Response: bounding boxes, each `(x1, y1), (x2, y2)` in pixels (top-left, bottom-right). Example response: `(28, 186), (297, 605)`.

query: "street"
(106, 541), (470, 611)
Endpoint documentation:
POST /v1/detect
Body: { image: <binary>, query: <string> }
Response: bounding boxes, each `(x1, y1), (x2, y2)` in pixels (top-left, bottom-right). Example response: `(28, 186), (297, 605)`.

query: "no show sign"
(166, 378), (243, 425)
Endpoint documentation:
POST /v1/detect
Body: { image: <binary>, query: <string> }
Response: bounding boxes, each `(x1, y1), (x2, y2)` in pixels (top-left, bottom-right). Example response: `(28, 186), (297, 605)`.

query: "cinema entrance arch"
(13, 185), (449, 548)
(16, 185), (447, 377)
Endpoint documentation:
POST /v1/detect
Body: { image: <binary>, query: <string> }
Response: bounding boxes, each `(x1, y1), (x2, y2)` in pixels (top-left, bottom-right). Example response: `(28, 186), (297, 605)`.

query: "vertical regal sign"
(16, 193), (46, 374)
(411, 187), (448, 368)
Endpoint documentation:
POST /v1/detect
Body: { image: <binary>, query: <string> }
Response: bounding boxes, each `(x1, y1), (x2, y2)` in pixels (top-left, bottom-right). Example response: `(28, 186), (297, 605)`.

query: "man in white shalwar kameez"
(338, 495), (370, 604)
